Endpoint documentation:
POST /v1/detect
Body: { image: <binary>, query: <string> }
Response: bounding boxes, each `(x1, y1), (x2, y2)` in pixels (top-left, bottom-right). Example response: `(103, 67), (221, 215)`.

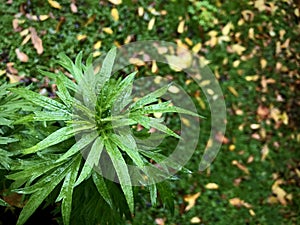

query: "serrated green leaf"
(56, 131), (98, 163)
(56, 155), (81, 225)
(104, 138), (134, 213)
(22, 126), (84, 155)
(75, 137), (104, 186)
(95, 47), (117, 92)
(141, 101), (202, 118)
(33, 111), (72, 121)
(56, 76), (73, 109)
(110, 134), (144, 167)
(92, 171), (113, 208)
(11, 88), (70, 114)
(106, 71), (136, 107)
(16, 160), (73, 225)
(129, 84), (171, 109)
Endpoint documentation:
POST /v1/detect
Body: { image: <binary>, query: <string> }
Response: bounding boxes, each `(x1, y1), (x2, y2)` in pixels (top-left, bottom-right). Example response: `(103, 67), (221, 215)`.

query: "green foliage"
(188, 0), (218, 31)
(4, 48), (200, 225)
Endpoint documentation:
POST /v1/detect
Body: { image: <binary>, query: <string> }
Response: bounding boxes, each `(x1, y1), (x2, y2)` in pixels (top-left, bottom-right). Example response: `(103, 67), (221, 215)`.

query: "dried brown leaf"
(29, 27), (43, 54)
(15, 48), (29, 62)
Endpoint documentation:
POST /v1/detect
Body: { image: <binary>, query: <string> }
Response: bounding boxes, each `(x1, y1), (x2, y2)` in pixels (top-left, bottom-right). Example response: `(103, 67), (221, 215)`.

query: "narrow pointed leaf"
(129, 84), (171, 109)
(11, 88), (69, 113)
(75, 137), (104, 186)
(16, 161), (73, 225)
(92, 171), (113, 208)
(56, 155), (81, 225)
(95, 47), (117, 91)
(104, 138), (134, 213)
(110, 134), (144, 167)
(56, 131), (98, 162)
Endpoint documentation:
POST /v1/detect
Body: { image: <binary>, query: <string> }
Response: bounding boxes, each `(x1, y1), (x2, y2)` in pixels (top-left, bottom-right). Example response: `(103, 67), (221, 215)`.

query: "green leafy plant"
(6, 48), (201, 225)
(188, 0), (218, 31)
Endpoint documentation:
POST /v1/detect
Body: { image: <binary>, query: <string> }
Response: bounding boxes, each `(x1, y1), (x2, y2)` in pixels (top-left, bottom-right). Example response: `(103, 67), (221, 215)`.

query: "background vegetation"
(0, 0), (299, 224)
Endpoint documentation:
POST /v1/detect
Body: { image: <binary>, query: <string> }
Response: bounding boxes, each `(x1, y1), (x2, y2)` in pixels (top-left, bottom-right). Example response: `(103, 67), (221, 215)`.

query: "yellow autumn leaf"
(77, 34), (87, 41)
(129, 58), (145, 66)
(260, 58), (267, 69)
(205, 183), (219, 190)
(93, 40), (102, 50)
(21, 34), (31, 46)
(177, 20), (185, 33)
(92, 51), (101, 58)
(228, 86), (239, 96)
(109, 0), (122, 5)
(138, 7), (144, 17)
(184, 192), (200, 211)
(0, 70), (6, 76)
(111, 8), (119, 21)
(185, 37), (193, 46)
(190, 217), (201, 224)
(151, 60), (158, 73)
(181, 117), (191, 127)
(7, 74), (22, 84)
(222, 22), (232, 36)
(272, 180), (288, 205)
(48, 0), (62, 9)
(148, 17), (155, 30)
(254, 0), (266, 12)
(103, 27), (113, 34)
(229, 197), (252, 208)
(233, 60), (240, 68)
(248, 28), (255, 40)
(231, 44), (246, 55)
(192, 42), (202, 53)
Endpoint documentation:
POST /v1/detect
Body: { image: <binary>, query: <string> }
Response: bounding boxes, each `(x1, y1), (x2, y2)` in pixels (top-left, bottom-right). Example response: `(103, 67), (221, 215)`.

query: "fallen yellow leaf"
(192, 43), (202, 53)
(7, 74), (22, 83)
(109, 0), (122, 5)
(231, 44), (246, 55)
(129, 58), (145, 66)
(272, 179), (287, 205)
(222, 22), (233, 36)
(260, 58), (267, 69)
(103, 27), (113, 34)
(229, 197), (252, 208)
(21, 34), (31, 46)
(148, 17), (155, 30)
(77, 34), (87, 41)
(48, 0), (62, 9)
(93, 40), (102, 50)
(190, 217), (201, 224)
(228, 86), (239, 96)
(70, 2), (78, 13)
(184, 192), (200, 211)
(205, 183), (219, 190)
(111, 8), (119, 21)
(151, 60), (158, 73)
(138, 7), (144, 17)
(177, 20), (185, 33)
(232, 160), (249, 174)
